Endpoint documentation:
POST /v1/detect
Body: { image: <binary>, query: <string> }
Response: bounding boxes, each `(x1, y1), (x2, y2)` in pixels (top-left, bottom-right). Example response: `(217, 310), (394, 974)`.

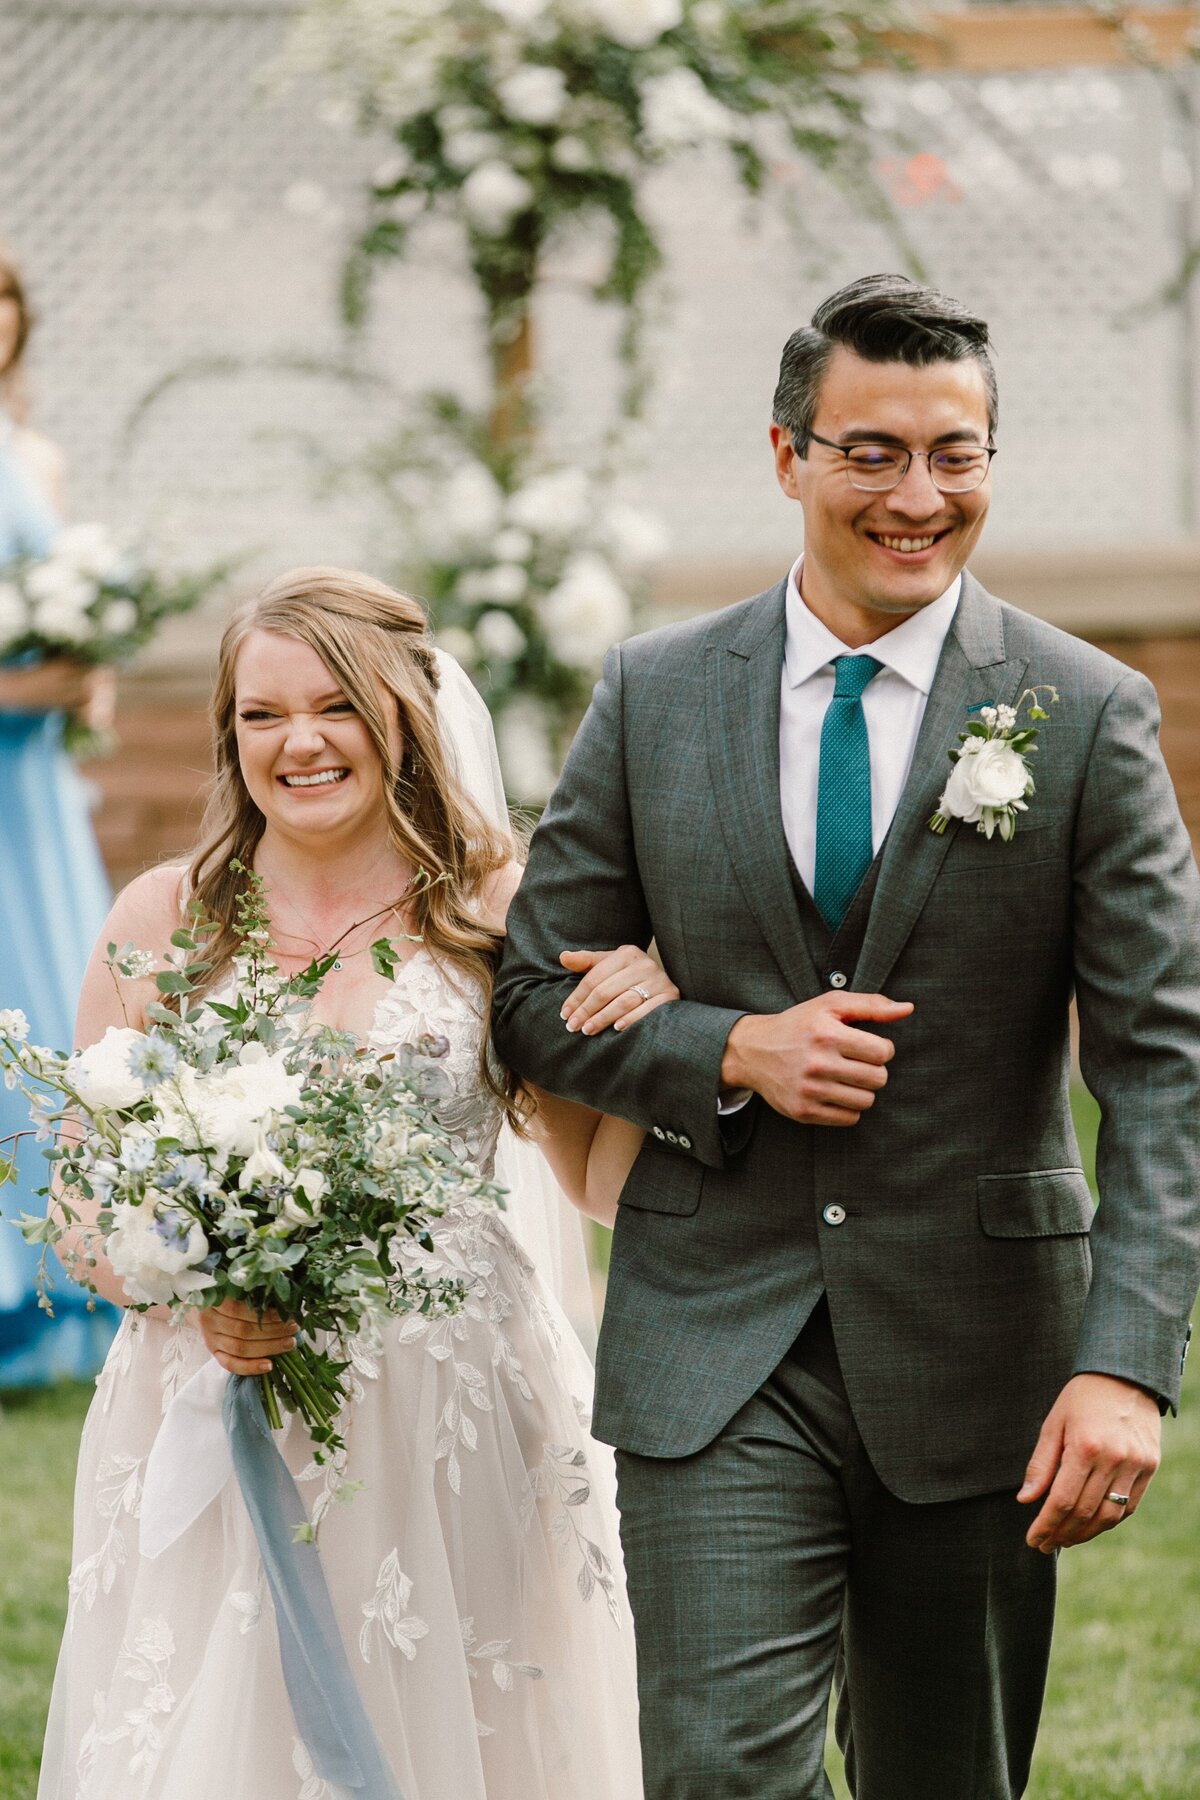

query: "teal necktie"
(813, 654), (882, 929)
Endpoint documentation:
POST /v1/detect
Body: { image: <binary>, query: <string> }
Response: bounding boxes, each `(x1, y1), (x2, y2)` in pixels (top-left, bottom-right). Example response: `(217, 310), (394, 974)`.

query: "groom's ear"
(769, 424), (805, 504)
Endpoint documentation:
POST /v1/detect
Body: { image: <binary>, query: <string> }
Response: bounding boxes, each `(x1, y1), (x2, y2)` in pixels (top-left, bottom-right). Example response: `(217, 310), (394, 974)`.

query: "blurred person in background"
(0, 242), (115, 1384)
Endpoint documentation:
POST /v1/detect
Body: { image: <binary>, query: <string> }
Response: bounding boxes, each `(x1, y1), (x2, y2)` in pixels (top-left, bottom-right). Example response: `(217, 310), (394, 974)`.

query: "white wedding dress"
(37, 951), (643, 1800)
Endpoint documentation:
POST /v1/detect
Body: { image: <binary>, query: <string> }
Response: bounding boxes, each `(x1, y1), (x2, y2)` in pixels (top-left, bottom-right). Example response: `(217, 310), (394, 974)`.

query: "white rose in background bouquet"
(0, 523), (223, 753)
(0, 865), (503, 1460)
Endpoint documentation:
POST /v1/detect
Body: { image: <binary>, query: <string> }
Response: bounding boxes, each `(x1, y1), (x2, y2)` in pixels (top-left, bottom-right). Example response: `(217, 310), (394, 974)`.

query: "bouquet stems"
(262, 1342), (348, 1455)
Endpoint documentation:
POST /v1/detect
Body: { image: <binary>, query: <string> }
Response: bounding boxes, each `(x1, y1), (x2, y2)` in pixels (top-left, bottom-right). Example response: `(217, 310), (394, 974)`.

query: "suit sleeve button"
(652, 1126), (666, 1140)
(666, 1131), (679, 1145)
(678, 1135), (692, 1150)
(822, 1203), (847, 1226)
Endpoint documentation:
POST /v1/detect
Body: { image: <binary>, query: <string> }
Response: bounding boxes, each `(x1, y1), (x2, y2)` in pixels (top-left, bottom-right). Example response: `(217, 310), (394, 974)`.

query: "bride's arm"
(484, 863), (675, 1226)
(524, 1095), (644, 1229)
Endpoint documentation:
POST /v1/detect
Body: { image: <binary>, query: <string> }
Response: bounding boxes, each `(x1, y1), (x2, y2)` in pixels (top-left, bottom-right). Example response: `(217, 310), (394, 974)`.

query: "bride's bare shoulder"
(103, 861), (191, 949)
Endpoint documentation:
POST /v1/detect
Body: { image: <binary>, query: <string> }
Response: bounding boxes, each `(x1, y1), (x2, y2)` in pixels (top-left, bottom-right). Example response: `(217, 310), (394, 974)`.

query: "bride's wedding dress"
(37, 950), (642, 1799)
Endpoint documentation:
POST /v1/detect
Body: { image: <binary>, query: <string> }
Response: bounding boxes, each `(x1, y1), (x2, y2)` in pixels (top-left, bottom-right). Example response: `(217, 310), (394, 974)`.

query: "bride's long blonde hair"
(188, 566), (520, 1117)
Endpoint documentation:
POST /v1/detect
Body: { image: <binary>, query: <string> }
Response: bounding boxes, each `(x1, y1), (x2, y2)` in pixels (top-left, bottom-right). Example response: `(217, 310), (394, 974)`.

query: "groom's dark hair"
(772, 273), (998, 453)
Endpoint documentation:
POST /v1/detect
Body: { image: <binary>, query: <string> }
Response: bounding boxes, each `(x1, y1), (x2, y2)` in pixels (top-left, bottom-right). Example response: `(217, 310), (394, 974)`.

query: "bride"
(36, 567), (668, 1800)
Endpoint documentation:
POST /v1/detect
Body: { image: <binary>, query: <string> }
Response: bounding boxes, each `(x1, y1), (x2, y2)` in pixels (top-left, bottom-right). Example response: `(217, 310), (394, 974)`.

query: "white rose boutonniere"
(930, 686), (1059, 842)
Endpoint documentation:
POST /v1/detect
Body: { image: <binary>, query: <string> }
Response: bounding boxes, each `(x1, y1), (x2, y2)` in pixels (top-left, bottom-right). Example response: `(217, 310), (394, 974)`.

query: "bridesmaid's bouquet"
(0, 867), (502, 1460)
(0, 522), (219, 751)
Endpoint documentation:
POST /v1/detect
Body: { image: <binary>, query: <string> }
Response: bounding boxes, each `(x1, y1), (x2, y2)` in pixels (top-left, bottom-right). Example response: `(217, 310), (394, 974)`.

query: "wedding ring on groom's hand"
(1105, 1492), (1131, 1507)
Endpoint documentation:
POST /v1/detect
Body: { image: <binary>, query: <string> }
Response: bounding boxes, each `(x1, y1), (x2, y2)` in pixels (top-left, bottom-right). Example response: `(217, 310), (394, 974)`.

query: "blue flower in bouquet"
(126, 1031), (178, 1090)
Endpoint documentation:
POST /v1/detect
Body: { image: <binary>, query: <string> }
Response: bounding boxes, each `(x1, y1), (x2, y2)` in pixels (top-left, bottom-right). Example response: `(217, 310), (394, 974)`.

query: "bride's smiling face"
(234, 629), (399, 840)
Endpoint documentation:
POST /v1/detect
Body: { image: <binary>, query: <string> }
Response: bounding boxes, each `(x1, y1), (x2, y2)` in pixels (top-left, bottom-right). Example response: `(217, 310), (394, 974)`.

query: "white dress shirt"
(780, 558), (961, 894)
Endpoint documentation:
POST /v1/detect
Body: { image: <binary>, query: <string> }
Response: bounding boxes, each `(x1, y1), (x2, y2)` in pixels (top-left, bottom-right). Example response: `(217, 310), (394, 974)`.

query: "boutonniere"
(929, 686), (1059, 841)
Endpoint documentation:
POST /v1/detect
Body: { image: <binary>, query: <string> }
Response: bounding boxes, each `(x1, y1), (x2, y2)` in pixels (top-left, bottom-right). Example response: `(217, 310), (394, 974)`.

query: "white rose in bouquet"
(156, 1048), (304, 1161)
(106, 1195), (216, 1307)
(641, 67), (736, 149)
(497, 64), (569, 125)
(938, 738), (1030, 825)
(278, 1167), (328, 1229)
(461, 160), (535, 234)
(584, 0), (683, 48)
(68, 1026), (153, 1110)
(540, 550), (631, 668)
(239, 1131), (291, 1193)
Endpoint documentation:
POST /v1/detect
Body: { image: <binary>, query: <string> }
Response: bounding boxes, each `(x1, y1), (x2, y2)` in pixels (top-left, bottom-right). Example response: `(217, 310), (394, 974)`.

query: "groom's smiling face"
(771, 346), (993, 646)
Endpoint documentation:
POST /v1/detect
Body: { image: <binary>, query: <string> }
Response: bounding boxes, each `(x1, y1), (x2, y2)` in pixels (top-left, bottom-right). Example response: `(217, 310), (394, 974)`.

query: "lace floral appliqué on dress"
(37, 953), (642, 1800)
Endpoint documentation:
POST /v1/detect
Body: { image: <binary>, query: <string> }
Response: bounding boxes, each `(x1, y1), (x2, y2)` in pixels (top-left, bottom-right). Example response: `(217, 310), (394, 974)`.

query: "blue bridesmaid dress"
(0, 419), (116, 1384)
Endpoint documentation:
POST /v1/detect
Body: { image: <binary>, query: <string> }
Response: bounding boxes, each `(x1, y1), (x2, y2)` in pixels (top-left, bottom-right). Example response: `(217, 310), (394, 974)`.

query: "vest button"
(822, 1203), (847, 1227)
(828, 971), (848, 989)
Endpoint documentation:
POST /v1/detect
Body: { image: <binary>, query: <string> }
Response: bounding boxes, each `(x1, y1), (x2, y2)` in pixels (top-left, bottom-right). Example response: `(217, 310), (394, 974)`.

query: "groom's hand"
(720, 992), (914, 1126)
(1018, 1373), (1162, 1553)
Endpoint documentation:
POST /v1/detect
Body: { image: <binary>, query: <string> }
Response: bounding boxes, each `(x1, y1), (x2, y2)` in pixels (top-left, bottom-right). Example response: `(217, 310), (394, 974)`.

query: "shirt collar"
(783, 554), (961, 694)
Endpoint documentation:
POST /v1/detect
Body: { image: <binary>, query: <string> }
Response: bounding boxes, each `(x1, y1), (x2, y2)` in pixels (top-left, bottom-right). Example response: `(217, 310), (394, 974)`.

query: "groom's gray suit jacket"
(492, 574), (1200, 1503)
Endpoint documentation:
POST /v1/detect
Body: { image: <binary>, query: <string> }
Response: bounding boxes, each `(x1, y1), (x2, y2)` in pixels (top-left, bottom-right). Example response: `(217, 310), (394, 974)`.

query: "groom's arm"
(1070, 670), (1200, 1412)
(493, 643), (745, 1171)
(1020, 669), (1200, 1553)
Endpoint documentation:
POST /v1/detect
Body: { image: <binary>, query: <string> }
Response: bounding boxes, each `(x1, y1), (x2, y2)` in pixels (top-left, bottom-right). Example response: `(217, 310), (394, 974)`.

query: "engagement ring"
(633, 984), (651, 1002)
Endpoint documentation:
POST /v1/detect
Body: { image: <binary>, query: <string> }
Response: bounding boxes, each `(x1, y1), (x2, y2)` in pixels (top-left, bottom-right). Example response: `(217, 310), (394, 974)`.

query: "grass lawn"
(3, 1090), (1194, 1798)
(0, 1381), (90, 1800)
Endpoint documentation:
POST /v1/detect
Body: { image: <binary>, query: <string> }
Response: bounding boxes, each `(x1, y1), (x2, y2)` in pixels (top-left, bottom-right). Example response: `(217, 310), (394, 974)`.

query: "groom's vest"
(788, 848), (883, 997)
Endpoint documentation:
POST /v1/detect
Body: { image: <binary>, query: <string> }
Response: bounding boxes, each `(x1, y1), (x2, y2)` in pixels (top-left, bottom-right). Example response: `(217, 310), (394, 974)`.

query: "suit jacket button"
(822, 1203), (847, 1226)
(678, 1134), (692, 1150)
(652, 1126), (665, 1140)
(828, 971), (848, 990)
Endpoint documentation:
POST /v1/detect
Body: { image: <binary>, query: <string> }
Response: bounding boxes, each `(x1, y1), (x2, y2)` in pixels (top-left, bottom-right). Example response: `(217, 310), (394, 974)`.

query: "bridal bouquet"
(0, 868), (503, 1460)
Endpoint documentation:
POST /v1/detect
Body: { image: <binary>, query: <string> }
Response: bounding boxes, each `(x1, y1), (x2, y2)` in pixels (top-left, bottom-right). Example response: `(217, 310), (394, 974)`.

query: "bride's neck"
(253, 827), (412, 919)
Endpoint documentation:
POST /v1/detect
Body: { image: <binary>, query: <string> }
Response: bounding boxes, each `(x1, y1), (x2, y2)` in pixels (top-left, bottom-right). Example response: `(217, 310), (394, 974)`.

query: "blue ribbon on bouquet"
(222, 1376), (405, 1799)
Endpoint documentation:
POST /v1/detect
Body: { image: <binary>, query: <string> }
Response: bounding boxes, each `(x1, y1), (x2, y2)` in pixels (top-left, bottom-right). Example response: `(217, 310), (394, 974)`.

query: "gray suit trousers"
(614, 1302), (1057, 1800)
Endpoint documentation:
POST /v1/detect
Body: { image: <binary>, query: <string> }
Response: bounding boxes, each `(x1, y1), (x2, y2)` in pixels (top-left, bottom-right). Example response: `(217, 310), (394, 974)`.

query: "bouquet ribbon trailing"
(224, 1375), (404, 1799)
(139, 1365), (402, 1798)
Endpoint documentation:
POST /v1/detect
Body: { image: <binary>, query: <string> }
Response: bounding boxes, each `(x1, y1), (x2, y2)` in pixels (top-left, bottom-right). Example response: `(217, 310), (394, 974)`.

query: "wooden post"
(892, 6), (1200, 72)
(489, 308), (535, 453)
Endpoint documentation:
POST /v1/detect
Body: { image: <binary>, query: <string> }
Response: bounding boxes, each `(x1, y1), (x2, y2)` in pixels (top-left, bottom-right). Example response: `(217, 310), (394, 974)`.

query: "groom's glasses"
(806, 432), (997, 493)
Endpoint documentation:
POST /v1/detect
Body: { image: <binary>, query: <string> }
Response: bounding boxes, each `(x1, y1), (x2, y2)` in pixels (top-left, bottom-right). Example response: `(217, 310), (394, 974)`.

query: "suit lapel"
(854, 575), (1029, 996)
(705, 584), (821, 1001)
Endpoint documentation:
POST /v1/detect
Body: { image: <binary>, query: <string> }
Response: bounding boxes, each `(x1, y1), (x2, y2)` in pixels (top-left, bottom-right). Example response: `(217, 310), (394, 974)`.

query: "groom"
(492, 274), (1200, 1797)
